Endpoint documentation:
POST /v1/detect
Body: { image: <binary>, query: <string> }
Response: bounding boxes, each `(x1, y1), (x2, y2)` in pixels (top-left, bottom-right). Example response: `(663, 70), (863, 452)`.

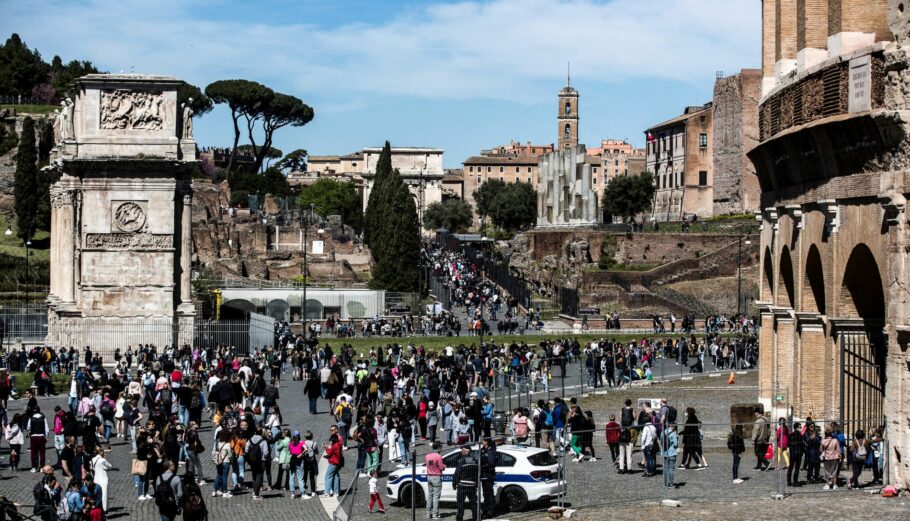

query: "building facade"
(713, 69), (762, 216)
(750, 0), (910, 486)
(645, 103), (714, 221)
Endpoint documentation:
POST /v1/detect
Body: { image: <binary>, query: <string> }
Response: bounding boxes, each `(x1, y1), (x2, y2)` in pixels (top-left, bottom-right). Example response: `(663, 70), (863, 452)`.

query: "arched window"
(564, 123), (571, 137)
(565, 101), (571, 115)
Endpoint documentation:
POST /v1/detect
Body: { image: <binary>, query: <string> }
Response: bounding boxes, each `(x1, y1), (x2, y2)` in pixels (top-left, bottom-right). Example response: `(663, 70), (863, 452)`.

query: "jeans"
(68, 396), (78, 415)
(325, 463), (340, 495)
(232, 455), (245, 487)
(309, 397), (318, 414)
(289, 464), (305, 495)
(644, 446), (656, 476)
(664, 456), (676, 487)
(179, 405), (189, 426)
(733, 453), (741, 480)
(130, 426), (138, 452)
(215, 462), (230, 492)
(427, 475), (442, 516)
(134, 474), (146, 497)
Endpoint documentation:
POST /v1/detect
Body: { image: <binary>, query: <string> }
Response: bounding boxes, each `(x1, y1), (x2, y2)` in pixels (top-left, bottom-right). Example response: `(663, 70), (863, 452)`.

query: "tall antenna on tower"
(567, 62), (571, 87)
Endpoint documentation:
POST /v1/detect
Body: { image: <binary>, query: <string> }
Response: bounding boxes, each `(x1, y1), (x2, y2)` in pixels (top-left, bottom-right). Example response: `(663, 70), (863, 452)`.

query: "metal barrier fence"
(0, 305), (275, 354)
(333, 473), (360, 521)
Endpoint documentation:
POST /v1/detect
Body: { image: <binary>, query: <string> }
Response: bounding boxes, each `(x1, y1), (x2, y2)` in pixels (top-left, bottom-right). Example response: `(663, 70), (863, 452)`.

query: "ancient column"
(180, 193), (192, 307)
(58, 190), (76, 306)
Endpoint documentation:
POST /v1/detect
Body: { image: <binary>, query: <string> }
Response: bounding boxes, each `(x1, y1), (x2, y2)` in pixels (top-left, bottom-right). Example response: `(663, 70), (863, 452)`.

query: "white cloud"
(2, 0), (759, 103)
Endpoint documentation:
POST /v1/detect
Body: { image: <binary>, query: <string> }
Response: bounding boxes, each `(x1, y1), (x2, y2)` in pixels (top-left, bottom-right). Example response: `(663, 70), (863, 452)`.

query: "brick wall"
(713, 69), (761, 215)
(777, 0), (799, 61)
(797, 0), (829, 50)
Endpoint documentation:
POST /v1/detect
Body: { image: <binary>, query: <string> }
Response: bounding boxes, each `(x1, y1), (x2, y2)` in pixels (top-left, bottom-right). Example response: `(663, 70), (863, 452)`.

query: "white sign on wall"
(311, 240), (324, 255)
(848, 55), (872, 114)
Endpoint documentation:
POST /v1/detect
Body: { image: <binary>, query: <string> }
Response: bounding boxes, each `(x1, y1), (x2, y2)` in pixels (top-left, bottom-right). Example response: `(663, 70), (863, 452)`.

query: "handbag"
(764, 444), (775, 461)
(131, 459), (147, 476)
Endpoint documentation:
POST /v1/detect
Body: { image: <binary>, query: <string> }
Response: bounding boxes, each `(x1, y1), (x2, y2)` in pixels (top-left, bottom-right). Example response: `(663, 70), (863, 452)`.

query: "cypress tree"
(14, 116), (37, 242)
(364, 141), (393, 247)
(370, 169), (419, 292)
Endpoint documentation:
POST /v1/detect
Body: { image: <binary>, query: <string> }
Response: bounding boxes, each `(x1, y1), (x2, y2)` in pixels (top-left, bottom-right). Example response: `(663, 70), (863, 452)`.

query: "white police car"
(385, 445), (564, 512)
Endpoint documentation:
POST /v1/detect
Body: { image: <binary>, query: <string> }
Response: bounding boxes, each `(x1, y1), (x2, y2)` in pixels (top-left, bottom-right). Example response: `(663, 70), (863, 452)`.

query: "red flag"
(646, 132), (655, 143)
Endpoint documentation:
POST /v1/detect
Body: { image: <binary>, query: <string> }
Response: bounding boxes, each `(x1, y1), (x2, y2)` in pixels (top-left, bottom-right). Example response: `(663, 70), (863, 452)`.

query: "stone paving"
(1, 360), (780, 521)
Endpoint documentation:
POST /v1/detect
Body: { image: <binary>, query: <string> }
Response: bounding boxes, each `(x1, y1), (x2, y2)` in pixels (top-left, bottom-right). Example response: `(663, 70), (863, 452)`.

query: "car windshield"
(527, 451), (557, 466)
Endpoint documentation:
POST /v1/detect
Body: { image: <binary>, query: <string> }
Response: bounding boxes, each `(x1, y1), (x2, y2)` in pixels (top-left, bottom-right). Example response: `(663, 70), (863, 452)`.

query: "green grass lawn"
(9, 371), (71, 395)
(315, 331), (705, 356)
(0, 215), (51, 262)
(1, 104), (57, 115)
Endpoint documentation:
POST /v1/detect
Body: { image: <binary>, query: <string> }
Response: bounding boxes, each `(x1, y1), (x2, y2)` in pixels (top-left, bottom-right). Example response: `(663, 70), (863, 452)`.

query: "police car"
(385, 445), (564, 512)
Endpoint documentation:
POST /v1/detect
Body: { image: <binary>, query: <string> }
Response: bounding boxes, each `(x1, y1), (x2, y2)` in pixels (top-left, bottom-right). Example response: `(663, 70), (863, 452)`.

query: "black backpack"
(340, 405), (353, 425)
(155, 474), (178, 510)
(182, 488), (206, 517)
(100, 401), (114, 419)
(247, 440), (263, 466)
(666, 406), (678, 425)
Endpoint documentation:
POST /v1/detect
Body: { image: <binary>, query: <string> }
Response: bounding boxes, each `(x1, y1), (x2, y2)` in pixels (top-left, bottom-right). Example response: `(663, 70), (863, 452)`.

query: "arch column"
(763, 0), (778, 95)
(828, 0), (890, 56)
(776, 0), (798, 79)
(797, 0), (829, 72)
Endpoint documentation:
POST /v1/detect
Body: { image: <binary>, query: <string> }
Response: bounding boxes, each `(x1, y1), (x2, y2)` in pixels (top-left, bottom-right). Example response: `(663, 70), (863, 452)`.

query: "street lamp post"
(25, 238), (31, 305)
(301, 204), (314, 335)
(737, 233), (752, 315)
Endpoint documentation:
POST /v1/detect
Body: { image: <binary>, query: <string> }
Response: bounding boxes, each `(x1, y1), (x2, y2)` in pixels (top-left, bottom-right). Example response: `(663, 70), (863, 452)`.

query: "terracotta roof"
(463, 155), (539, 166)
(645, 103), (711, 132)
(308, 155), (341, 162)
(340, 152), (364, 160)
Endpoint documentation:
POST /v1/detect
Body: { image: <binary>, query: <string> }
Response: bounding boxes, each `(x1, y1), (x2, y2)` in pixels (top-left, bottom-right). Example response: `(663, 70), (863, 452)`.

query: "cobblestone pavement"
(1, 359), (758, 521)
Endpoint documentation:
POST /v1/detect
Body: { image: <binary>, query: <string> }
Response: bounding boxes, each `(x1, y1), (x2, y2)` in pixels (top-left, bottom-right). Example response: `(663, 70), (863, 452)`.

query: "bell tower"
(557, 66), (579, 150)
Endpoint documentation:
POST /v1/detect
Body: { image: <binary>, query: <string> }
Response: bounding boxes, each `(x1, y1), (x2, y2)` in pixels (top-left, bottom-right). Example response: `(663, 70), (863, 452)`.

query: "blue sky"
(3, 0), (760, 167)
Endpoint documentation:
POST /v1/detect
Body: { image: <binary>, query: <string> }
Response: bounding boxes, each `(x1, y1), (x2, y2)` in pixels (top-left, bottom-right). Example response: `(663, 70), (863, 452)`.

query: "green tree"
(177, 81), (214, 117)
(490, 182), (536, 231)
(14, 116), (37, 241)
(298, 178), (363, 234)
(244, 92), (314, 174)
(259, 167), (290, 197)
(0, 34), (50, 97)
(49, 55), (100, 100)
(275, 149), (308, 173)
(472, 178), (506, 223)
(370, 171), (419, 292)
(601, 172), (656, 223)
(363, 141), (393, 246)
(205, 79), (272, 173)
(423, 198), (473, 232)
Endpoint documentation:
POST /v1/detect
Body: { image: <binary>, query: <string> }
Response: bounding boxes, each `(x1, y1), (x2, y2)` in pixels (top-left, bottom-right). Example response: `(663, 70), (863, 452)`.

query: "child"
(86, 497), (103, 521)
(367, 470), (385, 513)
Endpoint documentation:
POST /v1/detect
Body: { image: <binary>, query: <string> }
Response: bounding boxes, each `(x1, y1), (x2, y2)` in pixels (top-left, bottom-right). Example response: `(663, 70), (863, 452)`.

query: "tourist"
(4, 414), (23, 471)
(245, 427), (268, 500)
(323, 432), (343, 497)
(154, 460), (183, 521)
(272, 429), (291, 490)
(26, 406), (49, 472)
(663, 423), (678, 488)
(212, 430), (233, 498)
(805, 424), (822, 484)
(367, 470), (385, 513)
(821, 428), (840, 490)
(425, 440), (445, 518)
(787, 422), (805, 486)
(848, 430), (867, 489)
(88, 446), (112, 512)
(752, 408), (770, 470)
(728, 424), (746, 483)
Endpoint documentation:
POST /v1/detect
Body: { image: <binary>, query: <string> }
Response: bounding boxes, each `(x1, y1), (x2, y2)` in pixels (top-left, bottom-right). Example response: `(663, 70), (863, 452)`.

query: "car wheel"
(500, 486), (528, 512)
(399, 483), (425, 507)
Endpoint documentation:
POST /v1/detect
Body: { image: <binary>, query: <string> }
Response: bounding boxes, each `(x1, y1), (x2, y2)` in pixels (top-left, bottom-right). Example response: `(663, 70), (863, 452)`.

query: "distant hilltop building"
(290, 147), (444, 228)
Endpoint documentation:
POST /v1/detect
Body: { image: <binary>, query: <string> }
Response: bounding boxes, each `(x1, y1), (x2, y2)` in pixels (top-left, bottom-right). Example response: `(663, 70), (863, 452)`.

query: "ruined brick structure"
(751, 0), (910, 487)
(712, 69), (762, 215)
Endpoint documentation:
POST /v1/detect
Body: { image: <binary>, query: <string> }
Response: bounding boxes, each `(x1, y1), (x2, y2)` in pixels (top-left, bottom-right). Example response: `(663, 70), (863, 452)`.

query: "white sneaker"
(832, 485), (838, 490)
(733, 479), (743, 484)
(589, 458), (597, 462)
(222, 492), (233, 498)
(302, 494), (312, 500)
(823, 484), (830, 490)
(212, 492), (221, 497)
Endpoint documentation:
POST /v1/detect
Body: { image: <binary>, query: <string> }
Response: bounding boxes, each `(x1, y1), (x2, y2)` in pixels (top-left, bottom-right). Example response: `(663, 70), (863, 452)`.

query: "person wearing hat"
(452, 445), (479, 521)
